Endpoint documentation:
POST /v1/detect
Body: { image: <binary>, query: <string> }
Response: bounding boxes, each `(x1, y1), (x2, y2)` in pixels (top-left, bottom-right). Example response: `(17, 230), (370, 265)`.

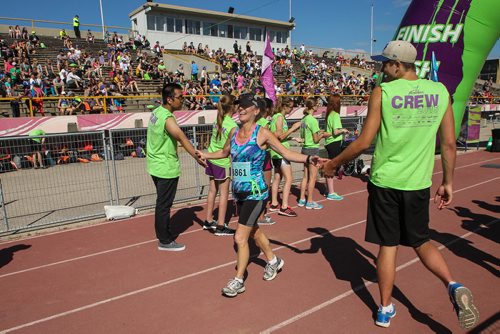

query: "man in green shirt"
(73, 15), (80, 39)
(147, 83), (206, 251)
(322, 41), (478, 330)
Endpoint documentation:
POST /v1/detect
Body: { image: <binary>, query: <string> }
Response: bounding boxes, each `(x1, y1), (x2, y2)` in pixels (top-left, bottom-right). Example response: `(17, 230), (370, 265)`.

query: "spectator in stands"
(8, 26), (15, 38)
(246, 41), (252, 54)
(28, 31), (39, 47)
(73, 15), (81, 39)
(146, 83), (207, 251)
(191, 60), (198, 81)
(21, 27), (28, 40)
(10, 92), (21, 117)
(66, 68), (82, 88)
(197, 43), (204, 55)
(86, 30), (94, 43)
(59, 29), (68, 40)
(57, 91), (73, 115)
(14, 26), (21, 39)
(52, 76), (64, 96)
(32, 83), (45, 116)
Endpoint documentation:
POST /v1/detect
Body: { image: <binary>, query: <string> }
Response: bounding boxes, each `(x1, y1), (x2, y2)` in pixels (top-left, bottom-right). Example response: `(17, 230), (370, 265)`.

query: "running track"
(0, 151), (498, 333)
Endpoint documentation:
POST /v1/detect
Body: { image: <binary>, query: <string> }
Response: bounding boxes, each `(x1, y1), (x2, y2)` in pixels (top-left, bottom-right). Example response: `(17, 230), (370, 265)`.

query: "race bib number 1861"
(232, 162), (251, 182)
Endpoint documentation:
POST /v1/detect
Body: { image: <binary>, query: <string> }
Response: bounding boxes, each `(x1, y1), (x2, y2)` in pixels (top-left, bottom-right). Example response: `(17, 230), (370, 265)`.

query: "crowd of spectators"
(6, 25), (469, 117)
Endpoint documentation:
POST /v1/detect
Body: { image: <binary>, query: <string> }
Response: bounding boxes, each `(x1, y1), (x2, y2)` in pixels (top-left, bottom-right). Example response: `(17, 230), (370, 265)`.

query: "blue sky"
(3, 0), (499, 58)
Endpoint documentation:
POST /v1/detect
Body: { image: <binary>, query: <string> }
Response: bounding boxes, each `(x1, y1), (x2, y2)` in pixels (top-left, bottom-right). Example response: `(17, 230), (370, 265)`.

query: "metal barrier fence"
(0, 117), (365, 234)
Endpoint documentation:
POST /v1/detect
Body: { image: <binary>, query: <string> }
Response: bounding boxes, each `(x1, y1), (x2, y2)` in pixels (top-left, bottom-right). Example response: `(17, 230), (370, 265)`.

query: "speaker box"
(67, 122), (78, 132)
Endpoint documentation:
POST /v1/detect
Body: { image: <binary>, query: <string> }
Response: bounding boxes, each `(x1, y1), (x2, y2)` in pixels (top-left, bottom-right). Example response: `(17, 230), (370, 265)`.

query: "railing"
(0, 17), (136, 38)
(1, 94), (498, 118)
(0, 116), (365, 234)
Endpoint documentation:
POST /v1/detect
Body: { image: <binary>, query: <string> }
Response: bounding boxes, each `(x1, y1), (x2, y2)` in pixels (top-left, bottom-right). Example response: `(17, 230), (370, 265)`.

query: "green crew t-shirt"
(269, 113), (290, 159)
(300, 113), (320, 149)
(207, 115), (238, 168)
(29, 129), (46, 143)
(370, 79), (449, 190)
(146, 105), (181, 179)
(256, 117), (269, 128)
(324, 112), (343, 145)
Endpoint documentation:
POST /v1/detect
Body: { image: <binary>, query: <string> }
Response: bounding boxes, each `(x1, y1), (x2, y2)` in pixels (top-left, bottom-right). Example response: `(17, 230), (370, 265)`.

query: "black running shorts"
(365, 182), (430, 247)
(237, 199), (267, 227)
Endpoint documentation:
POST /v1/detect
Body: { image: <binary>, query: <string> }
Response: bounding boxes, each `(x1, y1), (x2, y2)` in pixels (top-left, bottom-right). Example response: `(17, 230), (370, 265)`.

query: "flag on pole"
(429, 51), (439, 82)
(260, 32), (276, 104)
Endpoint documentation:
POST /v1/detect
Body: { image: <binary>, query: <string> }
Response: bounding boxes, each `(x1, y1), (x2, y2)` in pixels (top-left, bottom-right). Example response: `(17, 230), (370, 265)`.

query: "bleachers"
(0, 33), (164, 117)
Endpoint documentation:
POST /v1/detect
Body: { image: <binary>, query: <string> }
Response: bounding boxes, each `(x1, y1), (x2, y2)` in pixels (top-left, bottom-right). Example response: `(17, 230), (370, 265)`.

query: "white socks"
(234, 277), (243, 283)
(380, 303), (394, 313)
(269, 255), (278, 265)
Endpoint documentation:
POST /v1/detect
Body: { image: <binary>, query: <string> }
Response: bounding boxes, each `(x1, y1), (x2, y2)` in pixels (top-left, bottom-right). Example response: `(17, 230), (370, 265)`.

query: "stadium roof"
(129, 2), (294, 29)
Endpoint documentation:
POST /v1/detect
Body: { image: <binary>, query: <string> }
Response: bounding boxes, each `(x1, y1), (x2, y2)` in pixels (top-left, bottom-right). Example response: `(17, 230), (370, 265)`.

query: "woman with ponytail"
(323, 94), (348, 200)
(269, 97), (302, 217)
(298, 98), (329, 210)
(203, 94), (238, 236)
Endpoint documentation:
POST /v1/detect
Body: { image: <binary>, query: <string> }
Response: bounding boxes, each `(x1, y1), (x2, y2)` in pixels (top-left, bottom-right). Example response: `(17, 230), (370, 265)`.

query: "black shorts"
(237, 199), (267, 227)
(325, 141), (342, 159)
(271, 157), (290, 169)
(30, 140), (42, 153)
(365, 182), (430, 247)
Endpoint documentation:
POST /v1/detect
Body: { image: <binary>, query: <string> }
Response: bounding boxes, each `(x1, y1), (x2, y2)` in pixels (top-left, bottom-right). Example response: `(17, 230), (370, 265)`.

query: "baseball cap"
(371, 40), (417, 63)
(235, 93), (260, 109)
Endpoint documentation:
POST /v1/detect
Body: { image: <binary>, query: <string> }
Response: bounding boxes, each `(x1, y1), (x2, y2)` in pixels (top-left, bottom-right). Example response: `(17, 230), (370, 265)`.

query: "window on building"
(185, 19), (201, 35)
(228, 25), (233, 38)
(203, 22), (218, 36)
(147, 15), (155, 31)
(175, 19), (183, 33)
(249, 28), (262, 41)
(167, 17), (183, 33)
(156, 16), (165, 32)
(234, 26), (247, 40)
(270, 31), (276, 43)
(219, 24), (227, 38)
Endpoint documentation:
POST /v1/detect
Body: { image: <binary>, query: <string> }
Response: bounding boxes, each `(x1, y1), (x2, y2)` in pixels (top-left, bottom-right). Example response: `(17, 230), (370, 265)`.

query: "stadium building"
(129, 2), (294, 54)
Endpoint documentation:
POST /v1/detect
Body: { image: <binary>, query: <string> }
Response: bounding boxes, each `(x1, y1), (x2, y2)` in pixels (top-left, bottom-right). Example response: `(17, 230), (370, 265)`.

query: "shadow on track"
(0, 244), (31, 268)
(271, 227), (450, 332)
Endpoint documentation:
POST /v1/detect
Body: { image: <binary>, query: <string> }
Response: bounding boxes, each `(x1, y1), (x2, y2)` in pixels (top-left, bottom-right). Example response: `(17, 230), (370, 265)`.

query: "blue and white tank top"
(230, 125), (268, 201)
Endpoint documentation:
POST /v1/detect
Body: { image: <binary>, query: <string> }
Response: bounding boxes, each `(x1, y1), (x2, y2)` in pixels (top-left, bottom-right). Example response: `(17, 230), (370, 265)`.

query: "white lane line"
(2, 155), (497, 245)
(260, 217), (499, 334)
(0, 188), (367, 279)
(0, 219), (367, 334)
(1, 177), (498, 333)
(0, 161), (498, 279)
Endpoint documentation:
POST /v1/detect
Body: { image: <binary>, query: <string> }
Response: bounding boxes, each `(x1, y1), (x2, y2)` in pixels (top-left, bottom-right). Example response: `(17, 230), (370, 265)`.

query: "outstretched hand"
(309, 156), (329, 167)
(434, 184), (453, 210)
(320, 159), (338, 178)
(194, 150), (208, 168)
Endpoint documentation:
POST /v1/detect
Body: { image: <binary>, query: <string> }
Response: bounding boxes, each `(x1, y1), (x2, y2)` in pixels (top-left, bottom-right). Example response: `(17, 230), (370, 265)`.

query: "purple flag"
(260, 33), (276, 104)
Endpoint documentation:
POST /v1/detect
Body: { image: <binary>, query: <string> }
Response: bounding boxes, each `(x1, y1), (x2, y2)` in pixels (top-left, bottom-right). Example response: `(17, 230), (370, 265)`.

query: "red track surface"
(0, 151), (499, 334)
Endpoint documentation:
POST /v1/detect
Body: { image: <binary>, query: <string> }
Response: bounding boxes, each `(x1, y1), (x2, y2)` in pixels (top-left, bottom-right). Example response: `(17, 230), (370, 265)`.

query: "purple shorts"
(205, 160), (230, 180)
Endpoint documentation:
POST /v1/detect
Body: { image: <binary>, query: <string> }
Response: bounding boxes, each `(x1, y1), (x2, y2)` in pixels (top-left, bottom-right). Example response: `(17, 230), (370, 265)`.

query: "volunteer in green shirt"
(323, 94), (348, 201)
(269, 97), (301, 217)
(298, 98), (328, 210)
(147, 83), (206, 251)
(203, 94), (238, 236)
(28, 129), (46, 169)
(322, 40), (478, 330)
